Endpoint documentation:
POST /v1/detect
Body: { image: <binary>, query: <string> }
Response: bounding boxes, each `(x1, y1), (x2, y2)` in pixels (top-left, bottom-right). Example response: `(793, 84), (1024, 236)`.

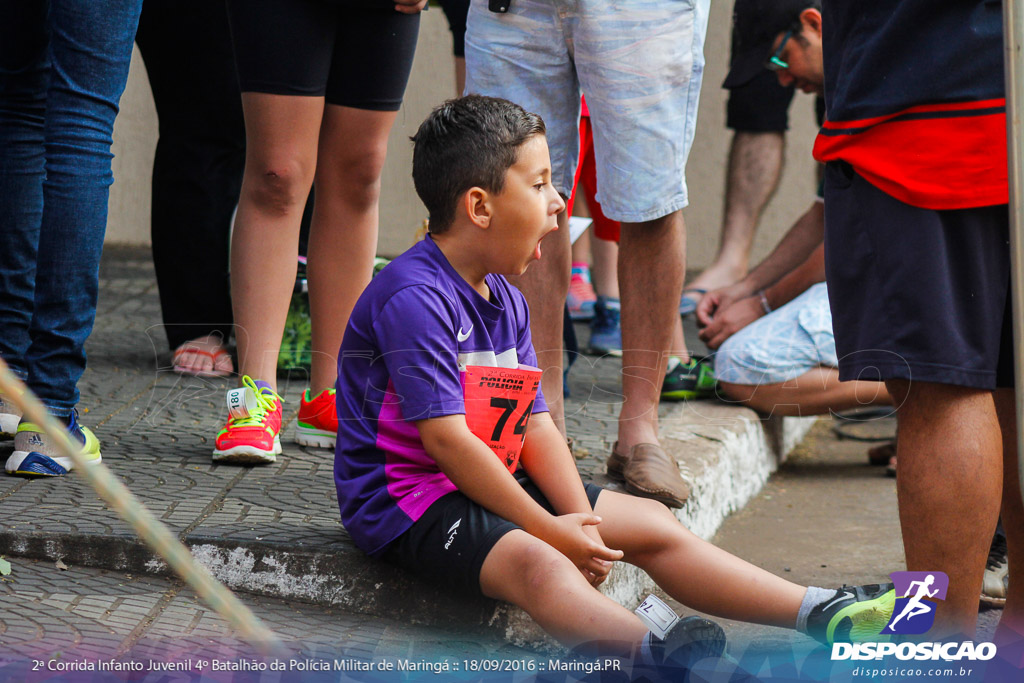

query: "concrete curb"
(4, 406), (814, 651)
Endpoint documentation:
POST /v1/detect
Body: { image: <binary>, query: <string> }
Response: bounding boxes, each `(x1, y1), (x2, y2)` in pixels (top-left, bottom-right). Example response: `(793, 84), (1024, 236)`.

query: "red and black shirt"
(813, 0), (1006, 210)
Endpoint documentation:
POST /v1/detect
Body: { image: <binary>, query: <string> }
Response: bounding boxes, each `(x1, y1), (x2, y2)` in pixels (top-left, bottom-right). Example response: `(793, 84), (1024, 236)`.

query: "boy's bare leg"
(718, 368), (892, 417)
(507, 210), (571, 437)
(306, 105), (396, 395)
(686, 132), (784, 295)
(595, 491), (805, 628)
(617, 211), (685, 449)
(993, 389), (1024, 644)
(886, 379), (1003, 639)
(232, 93), (323, 390)
(480, 529), (647, 650)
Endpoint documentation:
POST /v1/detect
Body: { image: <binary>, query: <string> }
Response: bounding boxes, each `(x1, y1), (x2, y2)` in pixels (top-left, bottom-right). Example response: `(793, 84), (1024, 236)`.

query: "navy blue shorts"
(382, 472), (604, 596)
(823, 161), (1013, 390)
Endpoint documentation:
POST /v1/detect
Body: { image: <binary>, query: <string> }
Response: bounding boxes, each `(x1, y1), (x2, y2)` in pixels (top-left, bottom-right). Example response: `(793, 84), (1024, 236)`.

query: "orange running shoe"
(295, 388), (337, 449)
(213, 376), (283, 464)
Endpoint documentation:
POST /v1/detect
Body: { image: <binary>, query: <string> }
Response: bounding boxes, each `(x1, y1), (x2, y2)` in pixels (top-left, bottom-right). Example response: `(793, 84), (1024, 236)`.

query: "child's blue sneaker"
(6, 409), (102, 476)
(588, 296), (622, 357)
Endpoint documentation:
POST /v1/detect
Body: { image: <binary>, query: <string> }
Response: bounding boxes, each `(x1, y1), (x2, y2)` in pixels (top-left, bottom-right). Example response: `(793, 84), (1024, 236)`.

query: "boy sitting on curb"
(333, 95), (894, 673)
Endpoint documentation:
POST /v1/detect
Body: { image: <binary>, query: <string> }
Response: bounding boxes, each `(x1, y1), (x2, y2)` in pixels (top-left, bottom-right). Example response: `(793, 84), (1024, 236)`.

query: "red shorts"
(567, 115), (621, 243)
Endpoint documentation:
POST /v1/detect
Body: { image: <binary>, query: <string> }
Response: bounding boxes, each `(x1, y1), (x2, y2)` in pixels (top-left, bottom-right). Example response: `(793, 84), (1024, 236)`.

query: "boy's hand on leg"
(540, 513), (622, 585)
(581, 525), (614, 587)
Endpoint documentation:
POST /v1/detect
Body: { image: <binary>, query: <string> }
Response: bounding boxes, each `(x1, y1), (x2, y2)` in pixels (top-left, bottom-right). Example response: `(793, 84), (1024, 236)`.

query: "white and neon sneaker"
(212, 376), (283, 464)
(6, 409), (102, 476)
(295, 388), (337, 449)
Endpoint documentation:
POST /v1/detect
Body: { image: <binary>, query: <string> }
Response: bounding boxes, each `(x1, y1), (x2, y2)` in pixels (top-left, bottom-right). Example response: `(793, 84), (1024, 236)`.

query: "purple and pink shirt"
(334, 236), (547, 556)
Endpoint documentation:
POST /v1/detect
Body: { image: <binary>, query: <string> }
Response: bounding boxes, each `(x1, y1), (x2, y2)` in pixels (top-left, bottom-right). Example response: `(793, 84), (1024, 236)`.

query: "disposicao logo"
(831, 571), (997, 663)
(883, 571), (949, 635)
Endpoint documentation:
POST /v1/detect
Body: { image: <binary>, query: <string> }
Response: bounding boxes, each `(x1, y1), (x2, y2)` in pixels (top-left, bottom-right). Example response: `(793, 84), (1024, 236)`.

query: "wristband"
(758, 290), (772, 315)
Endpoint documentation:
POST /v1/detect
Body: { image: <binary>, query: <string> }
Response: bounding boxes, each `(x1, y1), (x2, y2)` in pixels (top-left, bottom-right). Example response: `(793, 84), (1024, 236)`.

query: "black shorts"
(438, 0), (470, 58)
(226, 0), (419, 111)
(382, 473), (605, 596)
(823, 161), (1013, 390)
(726, 69), (796, 132)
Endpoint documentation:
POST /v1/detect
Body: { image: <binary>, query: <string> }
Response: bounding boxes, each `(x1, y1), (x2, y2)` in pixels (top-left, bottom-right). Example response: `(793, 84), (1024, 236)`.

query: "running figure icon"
(888, 574), (940, 630)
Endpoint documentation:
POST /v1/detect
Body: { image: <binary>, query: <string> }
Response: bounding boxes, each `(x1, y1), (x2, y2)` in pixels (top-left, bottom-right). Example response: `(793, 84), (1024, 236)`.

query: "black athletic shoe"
(805, 583), (896, 645)
(649, 616), (728, 676)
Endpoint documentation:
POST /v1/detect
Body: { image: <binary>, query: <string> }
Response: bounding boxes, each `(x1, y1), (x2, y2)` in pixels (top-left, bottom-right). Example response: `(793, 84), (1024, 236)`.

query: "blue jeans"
(0, 0), (142, 418)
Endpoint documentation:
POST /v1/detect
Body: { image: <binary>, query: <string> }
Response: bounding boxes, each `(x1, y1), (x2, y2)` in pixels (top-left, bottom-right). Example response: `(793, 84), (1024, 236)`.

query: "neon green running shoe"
(661, 355), (717, 401)
(806, 583), (896, 645)
(6, 409), (102, 477)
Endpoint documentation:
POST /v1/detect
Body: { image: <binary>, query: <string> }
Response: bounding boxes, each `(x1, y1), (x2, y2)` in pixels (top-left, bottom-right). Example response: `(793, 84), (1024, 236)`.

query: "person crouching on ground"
(333, 95), (895, 672)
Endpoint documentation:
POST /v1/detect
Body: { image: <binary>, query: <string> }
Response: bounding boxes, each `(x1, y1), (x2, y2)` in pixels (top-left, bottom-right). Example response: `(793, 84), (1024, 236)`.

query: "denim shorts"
(465, 0), (710, 224)
(715, 282), (838, 386)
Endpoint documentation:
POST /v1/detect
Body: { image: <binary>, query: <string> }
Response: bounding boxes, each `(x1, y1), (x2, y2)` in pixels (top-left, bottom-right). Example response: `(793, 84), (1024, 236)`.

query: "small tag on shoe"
(635, 594), (680, 641)
(226, 386), (258, 420)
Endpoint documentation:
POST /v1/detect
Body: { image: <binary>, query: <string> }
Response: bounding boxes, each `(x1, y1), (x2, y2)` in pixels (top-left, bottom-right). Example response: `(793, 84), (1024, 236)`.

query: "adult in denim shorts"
(465, 0), (710, 508)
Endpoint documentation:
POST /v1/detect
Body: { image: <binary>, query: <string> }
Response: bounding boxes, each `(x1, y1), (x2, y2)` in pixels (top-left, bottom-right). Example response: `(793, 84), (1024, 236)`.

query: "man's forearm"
(742, 202), (825, 295)
(763, 242), (826, 310)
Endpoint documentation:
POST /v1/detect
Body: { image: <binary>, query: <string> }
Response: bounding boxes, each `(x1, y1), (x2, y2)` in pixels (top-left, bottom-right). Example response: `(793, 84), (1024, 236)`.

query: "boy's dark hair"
(411, 95), (546, 235)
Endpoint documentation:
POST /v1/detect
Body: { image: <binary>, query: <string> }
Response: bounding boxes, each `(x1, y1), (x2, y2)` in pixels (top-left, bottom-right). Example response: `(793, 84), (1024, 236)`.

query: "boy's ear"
(465, 186), (491, 229)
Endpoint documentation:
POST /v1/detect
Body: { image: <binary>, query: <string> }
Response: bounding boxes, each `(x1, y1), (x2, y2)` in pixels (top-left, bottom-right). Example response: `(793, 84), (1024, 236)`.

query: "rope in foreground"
(0, 357), (286, 656)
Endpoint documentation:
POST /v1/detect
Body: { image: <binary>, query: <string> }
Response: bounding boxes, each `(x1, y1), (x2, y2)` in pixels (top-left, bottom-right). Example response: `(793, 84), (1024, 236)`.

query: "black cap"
(722, 0), (820, 89)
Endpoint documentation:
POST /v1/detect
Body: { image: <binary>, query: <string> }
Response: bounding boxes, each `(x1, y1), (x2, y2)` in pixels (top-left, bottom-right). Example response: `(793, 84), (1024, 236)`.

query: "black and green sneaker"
(806, 583), (896, 645)
(661, 355), (716, 401)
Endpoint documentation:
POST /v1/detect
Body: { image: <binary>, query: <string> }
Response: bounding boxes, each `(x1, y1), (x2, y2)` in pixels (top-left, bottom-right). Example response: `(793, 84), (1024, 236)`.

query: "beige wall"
(107, 2), (820, 268)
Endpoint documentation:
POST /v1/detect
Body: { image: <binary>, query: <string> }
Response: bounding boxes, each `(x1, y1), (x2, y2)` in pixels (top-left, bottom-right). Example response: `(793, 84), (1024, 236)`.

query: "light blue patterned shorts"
(464, 0), (710, 223)
(715, 282), (839, 386)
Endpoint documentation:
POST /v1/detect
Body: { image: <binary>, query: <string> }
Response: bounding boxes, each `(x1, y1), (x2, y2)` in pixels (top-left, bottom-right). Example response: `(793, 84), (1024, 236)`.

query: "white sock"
(796, 587), (837, 634)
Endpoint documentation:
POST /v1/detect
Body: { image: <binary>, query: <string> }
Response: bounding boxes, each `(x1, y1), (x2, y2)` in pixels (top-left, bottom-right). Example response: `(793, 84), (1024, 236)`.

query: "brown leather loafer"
(608, 441), (690, 509)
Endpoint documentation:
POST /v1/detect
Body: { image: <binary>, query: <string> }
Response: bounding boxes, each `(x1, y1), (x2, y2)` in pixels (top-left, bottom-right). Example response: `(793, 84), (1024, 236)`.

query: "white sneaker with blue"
(6, 409), (102, 477)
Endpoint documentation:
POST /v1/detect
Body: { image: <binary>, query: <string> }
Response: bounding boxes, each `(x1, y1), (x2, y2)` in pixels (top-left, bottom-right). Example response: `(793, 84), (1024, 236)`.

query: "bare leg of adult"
(232, 93), (323, 390)
(618, 211), (685, 450)
(668, 318), (687, 361)
(886, 379), (1003, 639)
(719, 367), (891, 417)
(454, 56), (466, 96)
(306, 105), (397, 395)
(570, 225), (591, 266)
(686, 132), (784, 295)
(993, 389), (1024, 644)
(591, 235), (619, 300)
(508, 210), (570, 437)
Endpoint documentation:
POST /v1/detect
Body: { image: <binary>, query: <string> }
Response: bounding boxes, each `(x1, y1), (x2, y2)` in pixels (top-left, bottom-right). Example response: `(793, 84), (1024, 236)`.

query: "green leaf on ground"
(0, 557), (11, 576)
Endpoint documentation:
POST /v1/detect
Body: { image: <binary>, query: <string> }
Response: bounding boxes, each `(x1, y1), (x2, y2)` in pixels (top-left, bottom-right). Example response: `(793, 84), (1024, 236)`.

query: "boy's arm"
(517, 412), (619, 585)
(518, 412), (593, 516)
(416, 414), (622, 580)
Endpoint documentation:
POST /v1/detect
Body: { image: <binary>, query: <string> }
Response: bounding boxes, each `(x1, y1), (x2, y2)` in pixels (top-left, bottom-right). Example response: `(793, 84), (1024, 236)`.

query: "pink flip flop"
(172, 346), (233, 378)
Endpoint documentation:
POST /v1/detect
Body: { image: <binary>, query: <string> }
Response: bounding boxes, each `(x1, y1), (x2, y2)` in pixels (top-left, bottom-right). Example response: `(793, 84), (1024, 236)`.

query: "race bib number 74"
(462, 365), (542, 473)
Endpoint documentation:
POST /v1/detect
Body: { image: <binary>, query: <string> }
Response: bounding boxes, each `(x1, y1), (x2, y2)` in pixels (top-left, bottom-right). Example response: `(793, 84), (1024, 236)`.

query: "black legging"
(135, 0), (244, 350)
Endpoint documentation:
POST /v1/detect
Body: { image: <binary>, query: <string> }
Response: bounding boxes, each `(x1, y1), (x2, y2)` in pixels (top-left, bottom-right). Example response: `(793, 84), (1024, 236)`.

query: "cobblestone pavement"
(0, 246), (695, 557)
(0, 555), (542, 680)
(1, 247), (1019, 682)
